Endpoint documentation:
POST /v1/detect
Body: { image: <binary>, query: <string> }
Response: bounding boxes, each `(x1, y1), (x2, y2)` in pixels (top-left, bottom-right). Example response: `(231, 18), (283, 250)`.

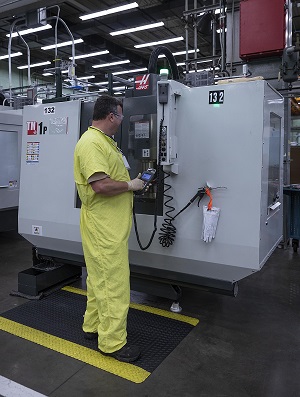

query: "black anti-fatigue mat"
(0, 287), (199, 383)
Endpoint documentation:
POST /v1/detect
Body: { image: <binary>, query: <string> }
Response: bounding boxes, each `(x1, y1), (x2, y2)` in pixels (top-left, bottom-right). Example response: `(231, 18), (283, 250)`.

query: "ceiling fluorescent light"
(80, 2), (139, 21)
(41, 39), (83, 50)
(110, 22), (164, 36)
(158, 49), (199, 58)
(173, 49), (199, 56)
(183, 67), (220, 74)
(197, 58), (213, 63)
(112, 67), (147, 75)
(0, 52), (22, 60)
(77, 75), (95, 80)
(95, 81), (119, 85)
(215, 7), (227, 14)
(134, 36), (184, 48)
(18, 61), (51, 69)
(176, 59), (213, 66)
(69, 50), (109, 60)
(198, 67), (220, 71)
(43, 70), (73, 76)
(92, 59), (130, 69)
(197, 8), (227, 17)
(6, 24), (52, 38)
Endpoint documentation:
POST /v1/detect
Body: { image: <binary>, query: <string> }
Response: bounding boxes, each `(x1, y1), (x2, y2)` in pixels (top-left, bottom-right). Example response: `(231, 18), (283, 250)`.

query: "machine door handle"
(269, 202), (281, 211)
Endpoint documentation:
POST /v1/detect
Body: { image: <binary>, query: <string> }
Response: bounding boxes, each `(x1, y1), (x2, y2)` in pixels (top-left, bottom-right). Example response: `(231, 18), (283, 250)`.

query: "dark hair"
(92, 95), (123, 120)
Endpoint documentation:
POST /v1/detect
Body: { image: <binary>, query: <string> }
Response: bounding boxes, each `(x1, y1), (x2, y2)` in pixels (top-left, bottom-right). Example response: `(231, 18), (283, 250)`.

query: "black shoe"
(83, 332), (98, 340)
(99, 344), (141, 363)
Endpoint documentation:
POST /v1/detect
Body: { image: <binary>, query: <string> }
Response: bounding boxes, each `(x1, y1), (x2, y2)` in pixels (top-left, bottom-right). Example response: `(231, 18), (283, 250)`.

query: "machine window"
(268, 113), (281, 209)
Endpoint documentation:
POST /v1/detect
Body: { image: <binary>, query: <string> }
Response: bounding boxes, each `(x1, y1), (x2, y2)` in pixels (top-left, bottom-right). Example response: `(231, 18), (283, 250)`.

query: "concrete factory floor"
(0, 231), (299, 397)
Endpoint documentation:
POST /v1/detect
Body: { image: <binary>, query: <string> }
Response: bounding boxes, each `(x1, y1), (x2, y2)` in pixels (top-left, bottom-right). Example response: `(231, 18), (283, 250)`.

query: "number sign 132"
(209, 90), (224, 104)
(44, 106), (55, 115)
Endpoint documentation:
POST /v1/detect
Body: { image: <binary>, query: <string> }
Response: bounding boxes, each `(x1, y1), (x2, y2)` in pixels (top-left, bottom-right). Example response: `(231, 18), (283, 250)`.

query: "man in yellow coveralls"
(74, 95), (144, 363)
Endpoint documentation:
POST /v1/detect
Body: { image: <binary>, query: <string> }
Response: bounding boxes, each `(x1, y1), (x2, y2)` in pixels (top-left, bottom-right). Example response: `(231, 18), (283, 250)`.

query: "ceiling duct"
(196, 12), (212, 35)
(0, 0), (64, 19)
(25, 7), (47, 28)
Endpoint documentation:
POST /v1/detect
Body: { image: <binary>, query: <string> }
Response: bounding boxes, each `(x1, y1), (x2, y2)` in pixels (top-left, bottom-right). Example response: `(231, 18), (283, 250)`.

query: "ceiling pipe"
(219, 0), (226, 73)
(194, 0), (198, 71)
(285, 0), (292, 48)
(212, 0), (216, 69)
(46, 15), (77, 81)
(8, 18), (24, 106)
(16, 29), (31, 87)
(185, 0), (189, 73)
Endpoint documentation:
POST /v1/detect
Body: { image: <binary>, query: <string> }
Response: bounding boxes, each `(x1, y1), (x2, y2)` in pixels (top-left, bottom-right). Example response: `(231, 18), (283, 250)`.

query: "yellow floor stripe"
(0, 317), (150, 384)
(62, 286), (199, 326)
(129, 303), (199, 326)
(63, 286), (87, 296)
(0, 285), (198, 383)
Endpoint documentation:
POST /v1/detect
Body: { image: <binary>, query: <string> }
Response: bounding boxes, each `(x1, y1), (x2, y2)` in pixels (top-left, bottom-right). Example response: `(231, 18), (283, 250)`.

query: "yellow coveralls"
(74, 126), (132, 353)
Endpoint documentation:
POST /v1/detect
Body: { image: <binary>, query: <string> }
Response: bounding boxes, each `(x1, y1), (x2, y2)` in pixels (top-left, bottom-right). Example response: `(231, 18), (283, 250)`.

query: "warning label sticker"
(26, 142), (40, 164)
(32, 225), (42, 236)
(49, 117), (68, 135)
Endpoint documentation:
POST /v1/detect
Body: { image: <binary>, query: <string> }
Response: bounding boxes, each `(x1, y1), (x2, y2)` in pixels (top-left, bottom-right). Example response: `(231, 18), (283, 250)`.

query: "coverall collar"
(88, 126), (121, 153)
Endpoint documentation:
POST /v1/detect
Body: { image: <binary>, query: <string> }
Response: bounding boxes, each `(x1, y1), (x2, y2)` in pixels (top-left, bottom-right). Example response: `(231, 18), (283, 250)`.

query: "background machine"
(0, 108), (23, 232)
(17, 76), (284, 299)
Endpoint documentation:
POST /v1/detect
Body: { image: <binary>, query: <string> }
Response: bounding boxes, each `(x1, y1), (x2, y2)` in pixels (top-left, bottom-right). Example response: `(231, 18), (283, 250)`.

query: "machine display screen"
(142, 173), (152, 181)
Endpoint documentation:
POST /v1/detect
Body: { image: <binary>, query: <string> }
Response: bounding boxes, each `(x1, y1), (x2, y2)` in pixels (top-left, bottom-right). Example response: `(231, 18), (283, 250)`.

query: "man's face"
(112, 105), (124, 132)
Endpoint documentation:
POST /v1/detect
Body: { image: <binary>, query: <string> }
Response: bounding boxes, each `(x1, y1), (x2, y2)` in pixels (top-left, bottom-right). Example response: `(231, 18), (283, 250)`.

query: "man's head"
(92, 95), (123, 136)
(93, 95), (123, 120)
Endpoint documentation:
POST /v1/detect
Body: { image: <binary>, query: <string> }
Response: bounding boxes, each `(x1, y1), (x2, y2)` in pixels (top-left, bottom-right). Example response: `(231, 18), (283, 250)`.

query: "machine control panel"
(159, 126), (168, 163)
(158, 83), (169, 104)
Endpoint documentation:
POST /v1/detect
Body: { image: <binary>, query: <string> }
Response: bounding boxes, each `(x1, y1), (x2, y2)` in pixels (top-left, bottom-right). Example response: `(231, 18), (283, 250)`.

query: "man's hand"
(127, 173), (145, 191)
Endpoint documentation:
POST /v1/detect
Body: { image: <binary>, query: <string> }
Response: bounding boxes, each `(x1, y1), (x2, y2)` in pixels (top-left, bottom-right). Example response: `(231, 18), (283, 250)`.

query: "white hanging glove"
(202, 206), (220, 243)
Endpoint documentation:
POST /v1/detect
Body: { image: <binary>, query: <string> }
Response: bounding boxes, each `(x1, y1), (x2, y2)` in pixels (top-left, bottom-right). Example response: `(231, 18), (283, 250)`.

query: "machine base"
(20, 247), (238, 298)
(0, 208), (18, 232)
(130, 264), (239, 297)
(18, 265), (82, 296)
(131, 275), (182, 300)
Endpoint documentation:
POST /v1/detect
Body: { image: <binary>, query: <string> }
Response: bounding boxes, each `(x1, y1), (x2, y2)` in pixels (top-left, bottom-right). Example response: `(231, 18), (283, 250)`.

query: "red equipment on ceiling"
(239, 0), (286, 60)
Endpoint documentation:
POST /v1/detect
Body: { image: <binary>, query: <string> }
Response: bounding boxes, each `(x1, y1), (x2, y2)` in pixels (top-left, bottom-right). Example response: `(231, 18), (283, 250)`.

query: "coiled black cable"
(158, 171), (177, 247)
(157, 110), (177, 248)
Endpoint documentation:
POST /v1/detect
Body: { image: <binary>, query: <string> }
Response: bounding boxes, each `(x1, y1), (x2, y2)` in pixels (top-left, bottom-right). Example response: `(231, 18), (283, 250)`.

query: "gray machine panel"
(18, 100), (82, 250)
(18, 80), (284, 286)
(0, 109), (23, 209)
(0, 108), (23, 232)
(129, 80), (284, 282)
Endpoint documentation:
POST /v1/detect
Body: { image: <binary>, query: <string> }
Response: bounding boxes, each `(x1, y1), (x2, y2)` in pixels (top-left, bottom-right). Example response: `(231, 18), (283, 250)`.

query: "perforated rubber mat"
(0, 286), (199, 383)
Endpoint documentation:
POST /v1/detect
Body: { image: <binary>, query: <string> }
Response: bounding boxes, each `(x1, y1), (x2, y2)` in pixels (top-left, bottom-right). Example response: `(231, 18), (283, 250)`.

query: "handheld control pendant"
(135, 168), (156, 195)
